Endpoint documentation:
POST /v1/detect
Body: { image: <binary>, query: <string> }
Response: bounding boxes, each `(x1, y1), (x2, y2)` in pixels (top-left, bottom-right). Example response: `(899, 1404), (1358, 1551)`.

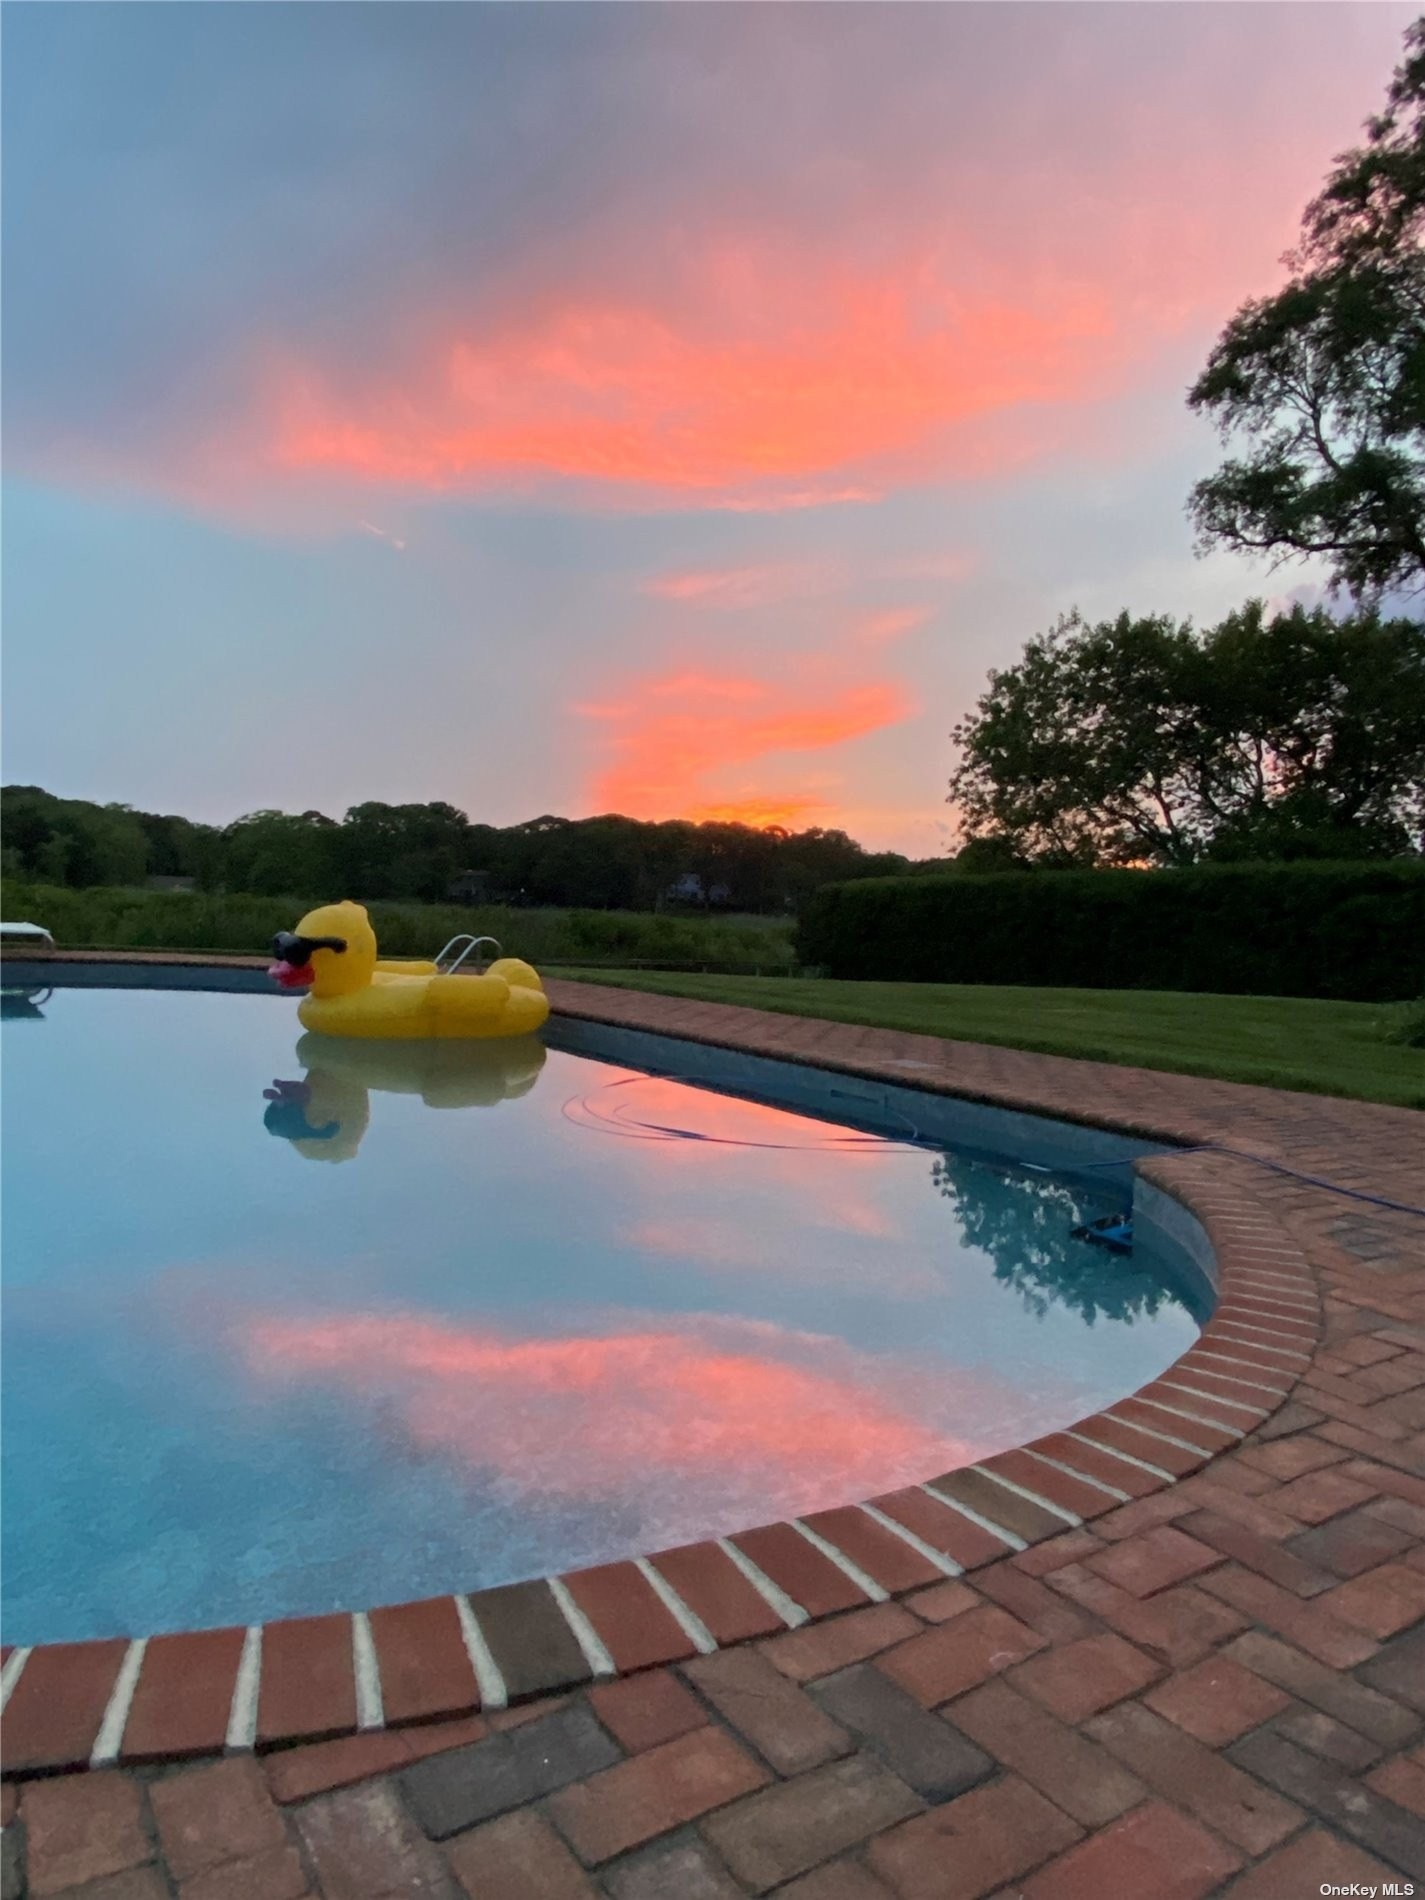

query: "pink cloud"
(852, 607), (934, 646)
(881, 553), (977, 583)
(639, 561), (844, 607)
(357, 520), (407, 552)
(262, 259), (1119, 511)
(706, 487), (884, 514)
(638, 551), (973, 610)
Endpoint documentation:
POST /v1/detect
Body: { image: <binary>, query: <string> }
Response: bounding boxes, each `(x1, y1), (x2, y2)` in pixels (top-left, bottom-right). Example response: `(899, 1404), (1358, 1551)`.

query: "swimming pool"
(1, 976), (1209, 1646)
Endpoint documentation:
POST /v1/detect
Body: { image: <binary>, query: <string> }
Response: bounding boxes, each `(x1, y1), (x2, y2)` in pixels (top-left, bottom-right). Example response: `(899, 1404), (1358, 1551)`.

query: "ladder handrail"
(434, 934), (503, 974)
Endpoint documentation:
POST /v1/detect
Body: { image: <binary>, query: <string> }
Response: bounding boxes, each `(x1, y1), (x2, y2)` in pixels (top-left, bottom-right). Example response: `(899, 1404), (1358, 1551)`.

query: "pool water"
(2, 985), (1205, 1644)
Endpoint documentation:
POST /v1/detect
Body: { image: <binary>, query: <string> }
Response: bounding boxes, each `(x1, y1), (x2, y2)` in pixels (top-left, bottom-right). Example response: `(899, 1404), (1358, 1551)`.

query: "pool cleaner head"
(1070, 1212), (1134, 1254)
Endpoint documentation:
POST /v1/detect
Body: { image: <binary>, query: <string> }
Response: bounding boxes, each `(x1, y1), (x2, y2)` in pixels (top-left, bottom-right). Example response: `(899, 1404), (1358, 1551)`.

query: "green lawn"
(551, 971), (1425, 1108)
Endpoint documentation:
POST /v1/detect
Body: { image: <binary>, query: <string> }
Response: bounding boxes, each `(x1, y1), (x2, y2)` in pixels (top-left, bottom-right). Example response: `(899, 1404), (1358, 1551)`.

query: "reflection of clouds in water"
(622, 1202), (929, 1295)
(592, 1074), (915, 1279)
(933, 1155), (1170, 1326)
(563, 1074), (920, 1153)
(624, 1217), (771, 1273)
(240, 1305), (990, 1518)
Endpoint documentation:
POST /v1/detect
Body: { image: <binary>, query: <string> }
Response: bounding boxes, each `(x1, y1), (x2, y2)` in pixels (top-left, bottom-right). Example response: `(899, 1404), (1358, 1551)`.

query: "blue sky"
(3, 3), (1416, 853)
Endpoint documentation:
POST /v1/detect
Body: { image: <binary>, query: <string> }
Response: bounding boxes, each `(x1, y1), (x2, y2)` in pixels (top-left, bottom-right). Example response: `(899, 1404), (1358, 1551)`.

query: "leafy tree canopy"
(1188, 18), (1425, 599)
(948, 601), (1425, 866)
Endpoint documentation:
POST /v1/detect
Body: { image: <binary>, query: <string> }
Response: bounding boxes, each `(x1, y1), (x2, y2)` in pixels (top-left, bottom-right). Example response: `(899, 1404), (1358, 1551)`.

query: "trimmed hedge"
(795, 861), (1425, 1001)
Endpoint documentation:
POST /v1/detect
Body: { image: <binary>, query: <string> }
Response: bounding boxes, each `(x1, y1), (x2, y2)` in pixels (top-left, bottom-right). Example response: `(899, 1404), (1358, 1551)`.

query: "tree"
(1188, 19), (1425, 599)
(137, 811), (219, 879)
(948, 612), (1199, 865)
(337, 802), (471, 900)
(952, 836), (1031, 874)
(1194, 600), (1425, 857)
(81, 805), (150, 886)
(0, 786), (150, 887)
(222, 810), (341, 896)
(948, 602), (1425, 865)
(515, 815), (648, 909)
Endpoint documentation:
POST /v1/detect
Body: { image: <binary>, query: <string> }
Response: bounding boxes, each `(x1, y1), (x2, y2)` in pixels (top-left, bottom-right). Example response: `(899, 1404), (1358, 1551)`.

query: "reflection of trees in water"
(932, 1154), (1172, 1326)
(1, 986), (50, 1021)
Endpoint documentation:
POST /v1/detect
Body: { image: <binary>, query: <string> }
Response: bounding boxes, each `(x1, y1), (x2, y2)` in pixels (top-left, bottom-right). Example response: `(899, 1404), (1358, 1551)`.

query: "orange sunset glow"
(681, 798), (828, 829)
(581, 671), (912, 826)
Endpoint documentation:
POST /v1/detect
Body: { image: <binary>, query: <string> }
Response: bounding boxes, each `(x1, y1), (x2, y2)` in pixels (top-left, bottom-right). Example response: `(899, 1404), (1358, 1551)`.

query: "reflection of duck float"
(264, 1032), (547, 1162)
(268, 901), (549, 1040)
(1, 983), (51, 1021)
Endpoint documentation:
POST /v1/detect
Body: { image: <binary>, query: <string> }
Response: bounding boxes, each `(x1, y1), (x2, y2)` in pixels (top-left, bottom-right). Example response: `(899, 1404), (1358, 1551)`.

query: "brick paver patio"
(3, 976), (1424, 1898)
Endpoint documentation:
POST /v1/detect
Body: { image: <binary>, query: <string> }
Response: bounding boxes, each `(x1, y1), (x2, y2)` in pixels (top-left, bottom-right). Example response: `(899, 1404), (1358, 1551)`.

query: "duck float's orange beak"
(268, 930), (344, 991)
(268, 959), (314, 990)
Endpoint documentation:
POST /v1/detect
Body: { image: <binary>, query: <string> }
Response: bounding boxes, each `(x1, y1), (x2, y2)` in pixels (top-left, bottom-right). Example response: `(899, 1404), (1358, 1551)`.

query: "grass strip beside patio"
(553, 972), (1425, 1108)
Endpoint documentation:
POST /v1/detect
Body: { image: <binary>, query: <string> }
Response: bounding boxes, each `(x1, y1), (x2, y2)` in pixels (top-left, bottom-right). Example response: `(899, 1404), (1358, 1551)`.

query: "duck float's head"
(269, 900), (377, 998)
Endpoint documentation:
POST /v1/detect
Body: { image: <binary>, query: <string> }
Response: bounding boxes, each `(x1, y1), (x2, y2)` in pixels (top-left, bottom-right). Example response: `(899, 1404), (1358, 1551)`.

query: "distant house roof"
(665, 872), (732, 903)
(447, 869), (490, 899)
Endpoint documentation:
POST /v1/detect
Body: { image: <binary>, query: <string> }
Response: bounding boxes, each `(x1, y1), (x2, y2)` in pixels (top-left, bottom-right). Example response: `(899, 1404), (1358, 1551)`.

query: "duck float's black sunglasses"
(271, 931), (348, 964)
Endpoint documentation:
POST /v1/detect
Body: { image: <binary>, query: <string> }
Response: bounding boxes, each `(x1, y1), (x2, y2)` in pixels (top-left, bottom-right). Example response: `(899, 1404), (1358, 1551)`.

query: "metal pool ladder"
(433, 934), (502, 974)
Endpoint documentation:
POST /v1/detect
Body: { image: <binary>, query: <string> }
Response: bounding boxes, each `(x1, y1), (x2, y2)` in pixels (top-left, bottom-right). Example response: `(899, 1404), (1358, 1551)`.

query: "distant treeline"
(0, 786), (954, 915)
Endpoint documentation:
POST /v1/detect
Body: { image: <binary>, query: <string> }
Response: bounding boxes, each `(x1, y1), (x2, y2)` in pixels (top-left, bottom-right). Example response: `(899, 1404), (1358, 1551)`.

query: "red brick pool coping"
(3, 960), (1424, 1897)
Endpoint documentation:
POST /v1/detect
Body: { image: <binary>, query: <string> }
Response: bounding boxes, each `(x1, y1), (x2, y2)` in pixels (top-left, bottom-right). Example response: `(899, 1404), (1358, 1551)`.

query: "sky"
(2, 3), (1417, 857)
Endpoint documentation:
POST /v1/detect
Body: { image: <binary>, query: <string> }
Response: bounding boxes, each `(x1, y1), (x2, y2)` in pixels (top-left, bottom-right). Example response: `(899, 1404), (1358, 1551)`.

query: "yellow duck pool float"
(268, 900), (549, 1040)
